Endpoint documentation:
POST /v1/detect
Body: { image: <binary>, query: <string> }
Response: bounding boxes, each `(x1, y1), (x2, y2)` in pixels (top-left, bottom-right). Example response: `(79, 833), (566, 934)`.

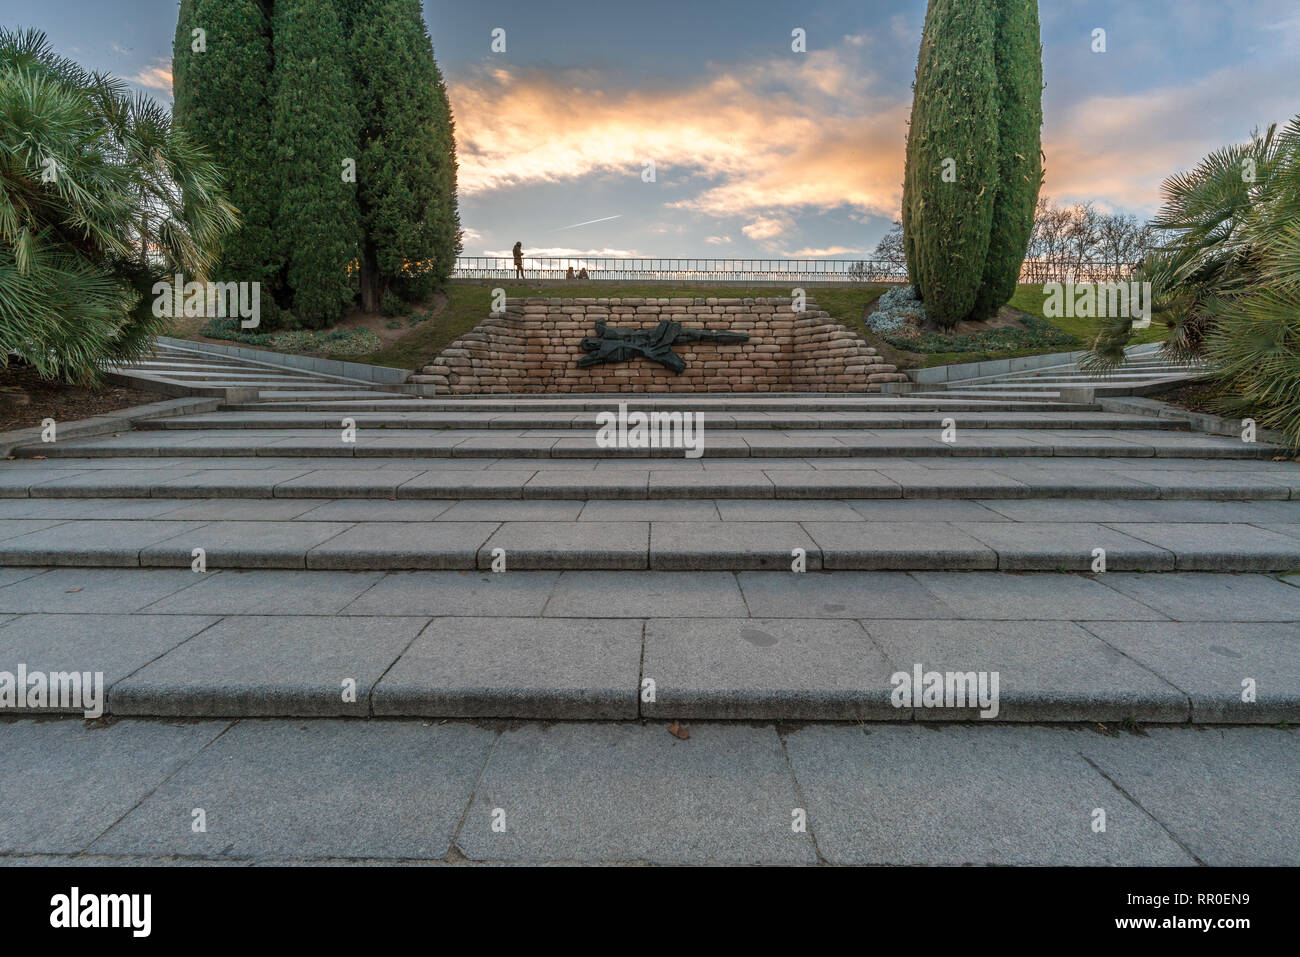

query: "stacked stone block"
(410, 298), (909, 394)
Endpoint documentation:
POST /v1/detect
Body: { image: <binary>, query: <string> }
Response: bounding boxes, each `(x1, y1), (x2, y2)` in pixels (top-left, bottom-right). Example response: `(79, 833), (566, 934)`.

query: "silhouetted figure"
(566, 266), (576, 280)
(512, 241), (524, 278)
(577, 267), (590, 279)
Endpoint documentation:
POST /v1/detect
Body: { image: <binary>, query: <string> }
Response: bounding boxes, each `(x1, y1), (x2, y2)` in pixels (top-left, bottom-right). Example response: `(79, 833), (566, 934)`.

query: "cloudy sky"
(9, 0), (1299, 261)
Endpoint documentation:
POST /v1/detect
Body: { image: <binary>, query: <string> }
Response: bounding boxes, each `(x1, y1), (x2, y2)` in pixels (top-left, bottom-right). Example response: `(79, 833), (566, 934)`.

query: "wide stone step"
(134, 411), (1188, 432)
(14, 428), (1270, 459)
(253, 388), (413, 399)
(3, 458), (1296, 501)
(238, 397), (1106, 413)
(0, 568), (1295, 720)
(0, 512), (1296, 571)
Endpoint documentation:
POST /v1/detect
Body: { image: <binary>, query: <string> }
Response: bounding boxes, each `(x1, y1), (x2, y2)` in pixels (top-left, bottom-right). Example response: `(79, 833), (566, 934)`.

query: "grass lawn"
(170, 281), (1168, 373)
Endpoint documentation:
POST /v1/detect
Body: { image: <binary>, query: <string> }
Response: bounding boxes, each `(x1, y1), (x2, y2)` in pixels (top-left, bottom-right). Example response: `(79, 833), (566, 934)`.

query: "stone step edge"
(18, 671), (1292, 724)
(3, 480), (1293, 502)
(1, 539), (1295, 572)
(131, 416), (1190, 432)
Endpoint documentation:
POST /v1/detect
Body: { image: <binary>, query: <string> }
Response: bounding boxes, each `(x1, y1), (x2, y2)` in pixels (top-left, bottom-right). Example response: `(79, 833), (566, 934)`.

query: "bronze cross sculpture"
(577, 320), (750, 374)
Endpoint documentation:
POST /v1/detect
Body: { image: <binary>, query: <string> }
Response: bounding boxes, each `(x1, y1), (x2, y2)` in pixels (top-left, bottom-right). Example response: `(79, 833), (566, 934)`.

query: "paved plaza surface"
(1, 718), (1295, 865)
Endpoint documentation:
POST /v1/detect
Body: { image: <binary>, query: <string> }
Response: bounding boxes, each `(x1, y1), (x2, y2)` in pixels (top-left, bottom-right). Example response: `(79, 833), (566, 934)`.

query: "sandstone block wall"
(409, 297), (909, 393)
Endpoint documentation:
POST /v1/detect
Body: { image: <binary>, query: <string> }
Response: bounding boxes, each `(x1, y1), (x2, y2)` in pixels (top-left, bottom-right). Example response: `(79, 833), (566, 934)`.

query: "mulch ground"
(0, 363), (163, 434)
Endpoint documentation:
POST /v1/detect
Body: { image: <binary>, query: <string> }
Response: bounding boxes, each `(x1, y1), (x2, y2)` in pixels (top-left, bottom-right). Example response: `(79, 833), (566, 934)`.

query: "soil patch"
(0, 364), (162, 434)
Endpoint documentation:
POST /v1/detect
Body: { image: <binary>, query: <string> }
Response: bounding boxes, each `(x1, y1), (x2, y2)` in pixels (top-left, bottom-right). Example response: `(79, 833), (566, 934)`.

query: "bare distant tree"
(871, 220), (906, 265)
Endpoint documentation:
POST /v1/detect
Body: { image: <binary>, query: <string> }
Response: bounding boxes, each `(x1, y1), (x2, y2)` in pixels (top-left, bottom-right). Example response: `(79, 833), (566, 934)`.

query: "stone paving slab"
(642, 617), (898, 720)
(648, 469), (774, 499)
(958, 522), (1176, 571)
(0, 613), (218, 710)
(271, 470), (426, 498)
(714, 499), (863, 522)
(1082, 621), (1300, 723)
(848, 499), (1012, 522)
(0, 567), (46, 588)
(163, 499), (327, 521)
(981, 498), (1300, 524)
(0, 497), (191, 519)
(783, 725), (1193, 865)
(578, 500), (719, 521)
(372, 617), (642, 718)
(0, 520), (210, 566)
(0, 719), (228, 855)
(143, 569), (385, 615)
(0, 519), (67, 542)
(765, 469), (903, 499)
(88, 720), (495, 861)
(910, 571), (1168, 621)
(110, 615), (425, 716)
(802, 521), (998, 570)
(150, 469), (314, 498)
(1079, 727), (1300, 865)
(1099, 571), (1300, 621)
(396, 470), (533, 500)
(436, 500), (583, 521)
(525, 469), (648, 499)
(23, 468), (202, 498)
(479, 521), (648, 570)
(341, 570), (558, 616)
(1111, 522), (1300, 571)
(304, 522), (498, 569)
(456, 723), (817, 864)
(543, 570), (748, 617)
(141, 521), (354, 569)
(737, 570), (955, 619)
(0, 567), (203, 613)
(1108, 469), (1293, 500)
(290, 500), (454, 522)
(650, 521), (820, 570)
(862, 620), (1189, 722)
(876, 468), (1033, 499)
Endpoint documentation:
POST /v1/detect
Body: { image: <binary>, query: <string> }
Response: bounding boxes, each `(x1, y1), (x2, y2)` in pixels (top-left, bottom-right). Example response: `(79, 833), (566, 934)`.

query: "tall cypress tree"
(903, 0), (1000, 328)
(345, 0), (461, 311)
(172, 0), (280, 314)
(971, 0), (1044, 320)
(270, 0), (361, 327)
(902, 0), (1043, 327)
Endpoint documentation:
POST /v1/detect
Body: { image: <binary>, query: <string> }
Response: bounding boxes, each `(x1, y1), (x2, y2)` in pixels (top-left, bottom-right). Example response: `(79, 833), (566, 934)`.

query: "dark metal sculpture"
(578, 320), (749, 374)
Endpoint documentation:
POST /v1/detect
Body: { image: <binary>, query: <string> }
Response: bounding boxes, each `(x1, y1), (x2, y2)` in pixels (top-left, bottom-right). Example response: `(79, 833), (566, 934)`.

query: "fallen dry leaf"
(66, 587), (83, 593)
(667, 721), (690, 740)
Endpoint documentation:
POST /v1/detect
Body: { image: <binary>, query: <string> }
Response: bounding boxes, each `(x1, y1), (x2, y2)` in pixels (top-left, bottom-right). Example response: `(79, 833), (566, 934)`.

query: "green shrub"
(0, 28), (236, 381)
(380, 290), (406, 317)
(883, 314), (1077, 355)
(1088, 116), (1300, 448)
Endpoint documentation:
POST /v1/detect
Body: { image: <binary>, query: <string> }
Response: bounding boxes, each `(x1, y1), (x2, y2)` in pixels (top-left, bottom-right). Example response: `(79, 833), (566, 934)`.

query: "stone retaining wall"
(410, 297), (908, 393)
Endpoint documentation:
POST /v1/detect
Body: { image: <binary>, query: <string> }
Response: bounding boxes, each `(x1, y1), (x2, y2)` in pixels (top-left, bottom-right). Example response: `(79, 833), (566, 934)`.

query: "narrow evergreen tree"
(345, 0), (460, 311)
(971, 0), (1044, 319)
(269, 0), (361, 327)
(172, 0), (280, 316)
(902, 0), (1001, 328)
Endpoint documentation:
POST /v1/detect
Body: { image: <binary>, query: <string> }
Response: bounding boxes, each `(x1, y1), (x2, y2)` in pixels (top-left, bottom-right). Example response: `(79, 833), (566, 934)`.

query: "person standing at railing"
(513, 241), (524, 279)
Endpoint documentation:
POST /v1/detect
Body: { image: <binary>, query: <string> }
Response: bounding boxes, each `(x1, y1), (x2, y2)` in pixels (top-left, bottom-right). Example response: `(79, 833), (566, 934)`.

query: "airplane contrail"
(553, 214), (622, 231)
